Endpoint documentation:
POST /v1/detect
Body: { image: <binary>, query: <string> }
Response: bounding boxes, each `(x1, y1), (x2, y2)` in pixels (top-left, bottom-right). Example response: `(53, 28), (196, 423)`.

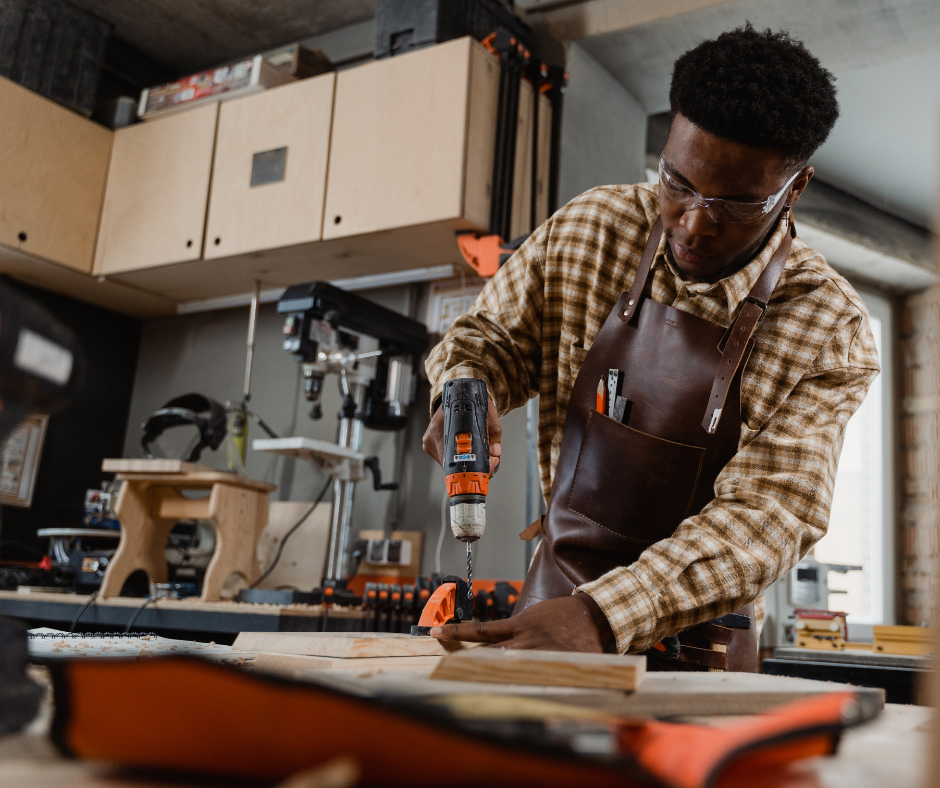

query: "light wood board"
(256, 501), (331, 590)
(430, 648), (646, 691)
(232, 631), (481, 658)
(322, 37), (490, 240)
(249, 652), (442, 677)
(0, 589), (364, 619)
(205, 74), (335, 259)
(299, 667), (885, 719)
(0, 76), (112, 273)
(102, 458), (211, 475)
(95, 102), (218, 275)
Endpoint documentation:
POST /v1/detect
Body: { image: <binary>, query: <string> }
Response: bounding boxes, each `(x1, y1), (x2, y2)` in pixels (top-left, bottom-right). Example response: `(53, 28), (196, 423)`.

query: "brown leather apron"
(515, 216), (795, 672)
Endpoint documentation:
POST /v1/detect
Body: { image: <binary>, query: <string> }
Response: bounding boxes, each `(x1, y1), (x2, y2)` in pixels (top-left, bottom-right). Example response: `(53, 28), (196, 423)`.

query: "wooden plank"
(205, 74), (335, 259)
(95, 103), (218, 275)
(102, 459), (211, 474)
(112, 472), (275, 493)
(232, 631), (480, 658)
(0, 589), (363, 619)
(0, 76), (112, 273)
(250, 652), (441, 677)
(430, 648), (645, 690)
(304, 666), (884, 718)
(322, 37), (479, 240)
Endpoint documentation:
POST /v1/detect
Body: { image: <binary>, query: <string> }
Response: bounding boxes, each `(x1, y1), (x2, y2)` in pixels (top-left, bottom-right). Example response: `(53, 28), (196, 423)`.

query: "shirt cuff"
(577, 567), (659, 654)
(428, 366), (496, 416)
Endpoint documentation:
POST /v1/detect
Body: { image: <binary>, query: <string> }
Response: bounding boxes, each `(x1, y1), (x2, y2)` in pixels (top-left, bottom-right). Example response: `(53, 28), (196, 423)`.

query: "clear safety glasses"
(658, 154), (800, 225)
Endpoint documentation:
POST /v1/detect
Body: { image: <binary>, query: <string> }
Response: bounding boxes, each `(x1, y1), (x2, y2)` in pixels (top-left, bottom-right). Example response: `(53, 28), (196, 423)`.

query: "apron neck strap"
(746, 215), (796, 309)
(620, 216), (663, 323)
(700, 215), (796, 434)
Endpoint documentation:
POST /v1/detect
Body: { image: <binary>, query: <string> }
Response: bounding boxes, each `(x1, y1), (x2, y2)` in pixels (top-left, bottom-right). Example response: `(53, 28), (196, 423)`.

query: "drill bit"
(466, 542), (474, 601)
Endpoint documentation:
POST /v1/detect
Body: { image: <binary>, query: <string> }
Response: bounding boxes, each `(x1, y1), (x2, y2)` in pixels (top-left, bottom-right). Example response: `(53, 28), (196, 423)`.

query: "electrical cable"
(435, 491), (448, 574)
(124, 596), (155, 633)
(69, 590), (98, 633)
(249, 477), (332, 589)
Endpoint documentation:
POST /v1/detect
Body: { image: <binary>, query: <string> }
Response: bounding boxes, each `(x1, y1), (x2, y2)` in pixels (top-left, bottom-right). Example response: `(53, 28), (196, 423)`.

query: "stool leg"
(99, 480), (174, 598)
(201, 485), (266, 602)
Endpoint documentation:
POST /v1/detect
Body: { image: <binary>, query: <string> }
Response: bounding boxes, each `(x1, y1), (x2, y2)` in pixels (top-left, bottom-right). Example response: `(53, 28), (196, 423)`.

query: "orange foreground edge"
(50, 657), (875, 788)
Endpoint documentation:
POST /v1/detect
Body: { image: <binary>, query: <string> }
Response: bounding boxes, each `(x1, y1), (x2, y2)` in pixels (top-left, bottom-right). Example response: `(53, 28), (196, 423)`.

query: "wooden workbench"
(0, 664), (930, 788)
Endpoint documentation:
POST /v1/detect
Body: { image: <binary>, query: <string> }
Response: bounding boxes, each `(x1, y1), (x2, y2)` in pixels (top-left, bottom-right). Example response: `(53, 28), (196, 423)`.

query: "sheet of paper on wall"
(1, 414), (49, 507)
(426, 277), (485, 340)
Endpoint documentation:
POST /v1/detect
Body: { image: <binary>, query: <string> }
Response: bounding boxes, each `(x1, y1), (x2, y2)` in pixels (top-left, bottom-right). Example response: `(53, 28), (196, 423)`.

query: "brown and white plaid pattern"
(426, 183), (880, 653)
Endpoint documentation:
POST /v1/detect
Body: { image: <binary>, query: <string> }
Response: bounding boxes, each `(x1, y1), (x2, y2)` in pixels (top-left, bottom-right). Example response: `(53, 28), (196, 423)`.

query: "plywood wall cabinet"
(95, 104), (218, 275)
(323, 36), (499, 240)
(204, 74), (336, 259)
(0, 76), (111, 273)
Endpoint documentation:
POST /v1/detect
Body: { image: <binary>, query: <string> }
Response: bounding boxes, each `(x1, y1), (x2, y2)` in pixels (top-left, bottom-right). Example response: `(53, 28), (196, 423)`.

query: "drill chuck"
(450, 498), (486, 542)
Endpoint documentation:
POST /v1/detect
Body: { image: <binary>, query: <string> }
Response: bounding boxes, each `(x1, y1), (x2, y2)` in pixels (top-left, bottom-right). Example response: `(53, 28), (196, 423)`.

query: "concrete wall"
(123, 284), (531, 583)
(898, 287), (940, 624)
(557, 42), (647, 206)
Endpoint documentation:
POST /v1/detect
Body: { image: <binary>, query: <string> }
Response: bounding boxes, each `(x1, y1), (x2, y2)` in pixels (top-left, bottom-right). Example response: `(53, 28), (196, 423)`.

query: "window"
(813, 290), (894, 631)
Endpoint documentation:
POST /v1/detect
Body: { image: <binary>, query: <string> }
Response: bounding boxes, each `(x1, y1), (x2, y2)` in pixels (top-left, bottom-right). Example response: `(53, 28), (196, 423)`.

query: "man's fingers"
(430, 618), (515, 643)
(486, 399), (503, 444)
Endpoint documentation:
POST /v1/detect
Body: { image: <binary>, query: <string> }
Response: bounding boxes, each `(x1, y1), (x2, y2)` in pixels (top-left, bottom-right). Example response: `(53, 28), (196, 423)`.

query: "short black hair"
(669, 24), (839, 169)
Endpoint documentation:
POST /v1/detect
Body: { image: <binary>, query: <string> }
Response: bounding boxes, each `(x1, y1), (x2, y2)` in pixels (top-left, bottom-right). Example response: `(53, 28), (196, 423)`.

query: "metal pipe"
(325, 382), (365, 581)
(243, 280), (260, 402)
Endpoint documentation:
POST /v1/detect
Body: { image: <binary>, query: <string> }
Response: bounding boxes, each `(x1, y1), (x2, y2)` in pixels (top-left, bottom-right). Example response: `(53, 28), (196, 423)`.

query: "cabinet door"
(323, 36), (498, 240)
(0, 76), (111, 273)
(95, 104), (218, 274)
(204, 74), (335, 259)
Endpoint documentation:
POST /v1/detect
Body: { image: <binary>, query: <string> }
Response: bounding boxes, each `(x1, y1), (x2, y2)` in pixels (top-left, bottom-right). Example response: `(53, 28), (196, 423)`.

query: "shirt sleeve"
(425, 226), (546, 415)
(578, 352), (880, 654)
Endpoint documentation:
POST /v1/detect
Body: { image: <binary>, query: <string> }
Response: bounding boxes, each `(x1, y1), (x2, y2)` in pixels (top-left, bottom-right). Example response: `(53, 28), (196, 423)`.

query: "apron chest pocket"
(567, 411), (706, 544)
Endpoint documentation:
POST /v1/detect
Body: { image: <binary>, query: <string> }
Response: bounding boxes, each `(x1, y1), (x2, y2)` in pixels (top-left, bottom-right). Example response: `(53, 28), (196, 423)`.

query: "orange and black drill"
(410, 378), (491, 636)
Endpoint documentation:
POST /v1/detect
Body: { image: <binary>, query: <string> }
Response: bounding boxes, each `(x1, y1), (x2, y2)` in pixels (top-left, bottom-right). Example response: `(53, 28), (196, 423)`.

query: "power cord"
(124, 596), (156, 633)
(249, 477), (332, 589)
(69, 591), (98, 633)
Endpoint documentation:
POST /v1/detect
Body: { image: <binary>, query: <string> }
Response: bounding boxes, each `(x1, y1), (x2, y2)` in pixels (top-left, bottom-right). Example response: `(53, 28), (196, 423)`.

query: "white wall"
(558, 42), (647, 206)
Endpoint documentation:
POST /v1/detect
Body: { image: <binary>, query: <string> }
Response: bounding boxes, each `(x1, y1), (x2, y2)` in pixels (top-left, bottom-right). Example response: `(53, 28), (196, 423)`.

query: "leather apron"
(515, 216), (795, 672)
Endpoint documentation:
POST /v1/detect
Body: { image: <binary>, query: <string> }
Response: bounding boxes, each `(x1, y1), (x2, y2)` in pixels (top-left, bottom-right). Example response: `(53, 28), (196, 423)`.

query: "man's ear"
(787, 166), (814, 210)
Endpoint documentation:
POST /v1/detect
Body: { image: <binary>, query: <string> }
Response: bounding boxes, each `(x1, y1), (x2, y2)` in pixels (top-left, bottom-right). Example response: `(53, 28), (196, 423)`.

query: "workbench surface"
(1, 666), (931, 788)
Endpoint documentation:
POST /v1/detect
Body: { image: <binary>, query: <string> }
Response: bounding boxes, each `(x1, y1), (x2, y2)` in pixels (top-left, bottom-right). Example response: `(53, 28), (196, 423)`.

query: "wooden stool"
(98, 459), (276, 602)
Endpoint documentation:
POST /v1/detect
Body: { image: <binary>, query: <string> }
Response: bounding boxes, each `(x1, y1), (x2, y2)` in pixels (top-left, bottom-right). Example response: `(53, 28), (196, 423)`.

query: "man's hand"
(430, 593), (617, 653)
(422, 393), (502, 473)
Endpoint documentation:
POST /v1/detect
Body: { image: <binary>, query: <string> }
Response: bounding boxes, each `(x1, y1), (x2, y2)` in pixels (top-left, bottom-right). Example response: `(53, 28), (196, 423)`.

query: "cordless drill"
(442, 378), (491, 594)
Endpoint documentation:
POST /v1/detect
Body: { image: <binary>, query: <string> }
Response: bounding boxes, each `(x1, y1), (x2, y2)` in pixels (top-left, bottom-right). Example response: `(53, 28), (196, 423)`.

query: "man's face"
(659, 113), (813, 279)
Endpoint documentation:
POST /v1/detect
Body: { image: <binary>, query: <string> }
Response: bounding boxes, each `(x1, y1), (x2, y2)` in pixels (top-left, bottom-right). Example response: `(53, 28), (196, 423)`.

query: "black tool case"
(0, 0), (111, 115)
(374, 0), (532, 59)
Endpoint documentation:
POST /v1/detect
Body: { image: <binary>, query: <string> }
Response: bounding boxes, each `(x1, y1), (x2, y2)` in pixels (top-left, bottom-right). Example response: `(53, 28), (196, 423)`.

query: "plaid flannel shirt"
(426, 183), (880, 654)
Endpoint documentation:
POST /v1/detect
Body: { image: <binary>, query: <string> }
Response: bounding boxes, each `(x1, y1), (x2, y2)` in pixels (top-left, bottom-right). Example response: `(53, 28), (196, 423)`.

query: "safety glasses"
(659, 154), (800, 225)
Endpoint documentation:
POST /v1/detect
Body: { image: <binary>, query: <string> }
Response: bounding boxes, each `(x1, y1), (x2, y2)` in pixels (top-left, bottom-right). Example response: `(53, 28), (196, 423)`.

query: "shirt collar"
(650, 211), (791, 315)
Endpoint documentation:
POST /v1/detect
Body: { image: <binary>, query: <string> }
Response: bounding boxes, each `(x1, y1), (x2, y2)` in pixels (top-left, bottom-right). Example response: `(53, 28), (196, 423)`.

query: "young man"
(422, 26), (879, 665)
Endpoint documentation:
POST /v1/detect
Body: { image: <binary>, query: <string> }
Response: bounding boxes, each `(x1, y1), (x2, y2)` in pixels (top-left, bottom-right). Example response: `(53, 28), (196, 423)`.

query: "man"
(422, 25), (879, 663)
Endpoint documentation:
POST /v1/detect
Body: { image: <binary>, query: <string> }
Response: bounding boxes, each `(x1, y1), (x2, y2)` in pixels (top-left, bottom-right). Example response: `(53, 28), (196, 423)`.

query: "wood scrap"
(232, 631), (481, 658)
(429, 648), (646, 691)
